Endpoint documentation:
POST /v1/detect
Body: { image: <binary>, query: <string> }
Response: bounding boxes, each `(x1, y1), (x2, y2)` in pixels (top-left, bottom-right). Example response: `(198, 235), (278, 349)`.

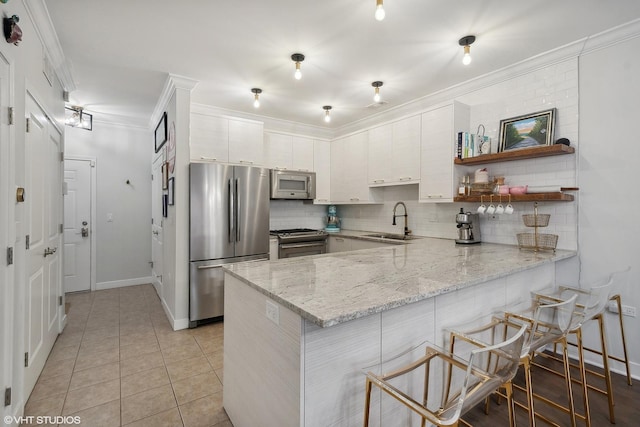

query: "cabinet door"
(264, 132), (292, 170)
(328, 236), (352, 253)
(368, 124), (393, 185)
(331, 132), (370, 203)
(229, 119), (264, 165)
(391, 116), (421, 183)
(419, 103), (469, 202)
(291, 136), (314, 172)
(314, 141), (331, 203)
(190, 113), (229, 162)
(350, 239), (393, 250)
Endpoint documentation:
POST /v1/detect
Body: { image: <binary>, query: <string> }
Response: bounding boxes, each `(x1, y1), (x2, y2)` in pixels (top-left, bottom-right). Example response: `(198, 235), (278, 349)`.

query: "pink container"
(498, 185), (510, 195)
(509, 185), (528, 195)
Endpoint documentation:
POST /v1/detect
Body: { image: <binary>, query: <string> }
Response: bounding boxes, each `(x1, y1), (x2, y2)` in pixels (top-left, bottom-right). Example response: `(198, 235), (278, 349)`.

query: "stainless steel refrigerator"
(189, 162), (270, 327)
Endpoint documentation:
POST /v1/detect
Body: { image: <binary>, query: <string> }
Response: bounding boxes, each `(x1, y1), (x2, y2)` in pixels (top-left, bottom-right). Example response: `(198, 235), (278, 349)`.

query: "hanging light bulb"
(291, 53), (305, 80)
(372, 81), (383, 103)
(323, 105), (332, 123)
(251, 88), (262, 108)
(458, 35), (476, 65)
(375, 0), (385, 21)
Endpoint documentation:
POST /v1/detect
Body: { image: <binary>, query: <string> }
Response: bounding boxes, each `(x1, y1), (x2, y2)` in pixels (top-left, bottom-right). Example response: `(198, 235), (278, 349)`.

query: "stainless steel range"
(270, 228), (328, 258)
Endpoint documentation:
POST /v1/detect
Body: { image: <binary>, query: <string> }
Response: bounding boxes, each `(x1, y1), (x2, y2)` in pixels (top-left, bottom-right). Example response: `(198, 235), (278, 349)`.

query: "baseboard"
(160, 295), (189, 331)
(95, 276), (154, 290)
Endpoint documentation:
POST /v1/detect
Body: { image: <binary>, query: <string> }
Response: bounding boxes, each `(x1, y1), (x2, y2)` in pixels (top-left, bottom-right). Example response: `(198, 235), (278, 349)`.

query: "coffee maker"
(455, 208), (481, 244)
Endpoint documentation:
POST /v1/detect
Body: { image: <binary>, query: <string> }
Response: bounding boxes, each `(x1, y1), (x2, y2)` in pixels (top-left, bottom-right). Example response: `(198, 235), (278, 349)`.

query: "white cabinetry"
(331, 132), (381, 204)
(190, 113), (264, 165)
(419, 102), (469, 203)
(269, 237), (279, 260)
(314, 141), (331, 203)
(229, 119), (264, 165)
(264, 132), (315, 172)
(190, 113), (229, 162)
(368, 116), (421, 186)
(328, 236), (352, 253)
(328, 235), (396, 253)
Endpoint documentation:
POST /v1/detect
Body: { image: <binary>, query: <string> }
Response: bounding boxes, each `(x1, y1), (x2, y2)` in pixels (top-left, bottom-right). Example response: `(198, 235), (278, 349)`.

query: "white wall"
(65, 123), (153, 288)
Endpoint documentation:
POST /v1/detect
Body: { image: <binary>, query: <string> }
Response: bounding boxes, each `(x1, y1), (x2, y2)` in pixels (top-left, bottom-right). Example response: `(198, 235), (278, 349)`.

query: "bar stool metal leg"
(611, 294), (633, 386)
(596, 313), (616, 423)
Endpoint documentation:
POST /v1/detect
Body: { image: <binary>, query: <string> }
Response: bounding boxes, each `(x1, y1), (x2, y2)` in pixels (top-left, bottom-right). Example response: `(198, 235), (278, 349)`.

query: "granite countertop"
(224, 237), (576, 328)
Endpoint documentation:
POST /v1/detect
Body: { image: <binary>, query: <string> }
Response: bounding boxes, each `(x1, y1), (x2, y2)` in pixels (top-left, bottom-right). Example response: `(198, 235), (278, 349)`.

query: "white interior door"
(151, 155), (164, 297)
(24, 94), (62, 398)
(63, 159), (92, 293)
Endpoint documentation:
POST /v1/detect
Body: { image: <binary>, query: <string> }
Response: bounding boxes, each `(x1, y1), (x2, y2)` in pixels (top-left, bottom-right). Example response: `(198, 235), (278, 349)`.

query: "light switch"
(107, 213), (113, 222)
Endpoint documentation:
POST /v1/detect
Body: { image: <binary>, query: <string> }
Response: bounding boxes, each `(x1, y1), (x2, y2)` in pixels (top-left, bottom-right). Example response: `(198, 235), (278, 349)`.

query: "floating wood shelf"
(454, 192), (574, 203)
(454, 144), (575, 166)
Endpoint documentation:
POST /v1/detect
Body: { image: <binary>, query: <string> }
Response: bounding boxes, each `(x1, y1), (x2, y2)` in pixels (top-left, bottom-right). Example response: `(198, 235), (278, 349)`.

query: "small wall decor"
(3, 15), (22, 45)
(499, 108), (555, 152)
(161, 161), (169, 190)
(154, 111), (167, 153)
(168, 177), (175, 205)
(162, 194), (168, 218)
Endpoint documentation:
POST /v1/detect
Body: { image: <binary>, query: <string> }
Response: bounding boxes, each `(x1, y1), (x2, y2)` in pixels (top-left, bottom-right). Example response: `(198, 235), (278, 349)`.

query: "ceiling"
(44, 0), (640, 129)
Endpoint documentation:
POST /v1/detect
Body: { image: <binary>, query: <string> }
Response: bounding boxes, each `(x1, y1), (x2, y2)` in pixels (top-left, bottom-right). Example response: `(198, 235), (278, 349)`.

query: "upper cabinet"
(313, 141), (331, 203)
(368, 115), (421, 186)
(228, 119), (264, 165)
(190, 113), (264, 165)
(419, 102), (470, 203)
(190, 113), (229, 163)
(331, 132), (381, 204)
(264, 132), (315, 172)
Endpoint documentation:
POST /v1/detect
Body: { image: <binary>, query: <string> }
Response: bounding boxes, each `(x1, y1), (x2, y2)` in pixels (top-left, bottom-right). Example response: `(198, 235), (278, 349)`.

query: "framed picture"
(162, 194), (168, 218)
(154, 111), (168, 153)
(168, 177), (175, 206)
(498, 108), (556, 152)
(162, 161), (169, 190)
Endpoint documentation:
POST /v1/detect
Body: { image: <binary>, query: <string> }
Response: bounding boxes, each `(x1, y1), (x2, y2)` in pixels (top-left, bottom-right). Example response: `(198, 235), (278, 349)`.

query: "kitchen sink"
(362, 233), (416, 241)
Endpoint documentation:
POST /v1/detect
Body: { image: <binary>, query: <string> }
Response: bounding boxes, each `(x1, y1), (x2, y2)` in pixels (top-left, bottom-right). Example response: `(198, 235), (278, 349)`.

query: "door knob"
(44, 247), (57, 257)
(81, 227), (89, 237)
(152, 230), (159, 235)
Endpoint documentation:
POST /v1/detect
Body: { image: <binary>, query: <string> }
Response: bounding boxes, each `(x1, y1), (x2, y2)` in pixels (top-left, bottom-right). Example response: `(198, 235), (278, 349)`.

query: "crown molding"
(150, 73), (199, 129)
(23, 0), (76, 92)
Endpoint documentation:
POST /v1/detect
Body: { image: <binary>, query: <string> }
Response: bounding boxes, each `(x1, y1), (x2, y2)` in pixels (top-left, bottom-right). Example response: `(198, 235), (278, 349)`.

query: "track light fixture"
(375, 0), (385, 21)
(251, 88), (262, 108)
(291, 53), (305, 80)
(371, 81), (383, 102)
(458, 35), (476, 65)
(323, 105), (332, 123)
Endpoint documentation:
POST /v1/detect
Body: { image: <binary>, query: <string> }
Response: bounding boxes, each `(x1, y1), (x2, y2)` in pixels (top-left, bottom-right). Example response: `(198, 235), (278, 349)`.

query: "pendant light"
(375, 0), (385, 21)
(323, 105), (332, 123)
(291, 53), (305, 80)
(371, 81), (383, 102)
(251, 88), (262, 108)
(458, 35), (476, 65)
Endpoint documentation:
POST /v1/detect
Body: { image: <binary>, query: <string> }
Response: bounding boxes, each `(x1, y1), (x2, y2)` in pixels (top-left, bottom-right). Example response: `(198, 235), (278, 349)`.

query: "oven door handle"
(280, 242), (326, 249)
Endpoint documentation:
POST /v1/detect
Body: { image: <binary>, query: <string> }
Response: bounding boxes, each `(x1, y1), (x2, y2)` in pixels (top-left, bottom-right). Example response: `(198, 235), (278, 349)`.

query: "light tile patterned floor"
(23, 284), (233, 427)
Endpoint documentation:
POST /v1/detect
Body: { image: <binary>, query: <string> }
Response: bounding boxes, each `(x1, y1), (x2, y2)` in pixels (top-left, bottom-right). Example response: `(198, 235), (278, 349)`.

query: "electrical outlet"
(621, 305), (636, 317)
(487, 214), (499, 221)
(266, 300), (279, 325)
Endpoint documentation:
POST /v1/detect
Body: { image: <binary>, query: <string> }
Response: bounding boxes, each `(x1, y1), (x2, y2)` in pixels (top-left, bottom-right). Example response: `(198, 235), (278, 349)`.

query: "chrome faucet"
(392, 201), (411, 236)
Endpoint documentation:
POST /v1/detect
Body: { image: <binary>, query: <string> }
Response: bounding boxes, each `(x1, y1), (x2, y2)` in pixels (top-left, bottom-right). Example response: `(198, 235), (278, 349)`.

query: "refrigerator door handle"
(228, 179), (234, 243)
(235, 178), (240, 242)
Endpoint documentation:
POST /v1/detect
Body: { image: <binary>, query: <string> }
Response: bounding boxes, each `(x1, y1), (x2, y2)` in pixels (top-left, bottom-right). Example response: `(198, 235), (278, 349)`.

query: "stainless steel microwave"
(270, 170), (316, 200)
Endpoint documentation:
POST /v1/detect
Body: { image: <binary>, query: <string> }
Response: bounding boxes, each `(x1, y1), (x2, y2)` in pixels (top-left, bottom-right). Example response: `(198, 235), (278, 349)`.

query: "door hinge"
(151, 174), (154, 180)
(59, 224), (63, 233)
(8, 107), (14, 125)
(25, 235), (30, 250)
(26, 117), (30, 133)
(59, 296), (63, 306)
(6, 247), (13, 265)
(151, 218), (153, 225)
(24, 352), (29, 367)
(4, 387), (11, 407)
(59, 152), (64, 162)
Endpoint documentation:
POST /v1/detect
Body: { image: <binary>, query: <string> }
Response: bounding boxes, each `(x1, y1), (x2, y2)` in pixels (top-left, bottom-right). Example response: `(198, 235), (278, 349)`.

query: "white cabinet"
(350, 239), (394, 251)
(328, 235), (352, 253)
(264, 132), (315, 172)
(190, 114), (264, 165)
(314, 141), (331, 203)
(229, 119), (264, 166)
(190, 113), (229, 162)
(419, 102), (470, 203)
(331, 132), (381, 204)
(368, 116), (421, 186)
(269, 237), (279, 260)
(328, 235), (396, 253)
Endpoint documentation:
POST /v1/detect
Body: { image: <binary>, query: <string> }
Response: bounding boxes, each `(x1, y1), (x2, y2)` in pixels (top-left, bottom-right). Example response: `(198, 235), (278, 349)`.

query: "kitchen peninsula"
(222, 237), (575, 427)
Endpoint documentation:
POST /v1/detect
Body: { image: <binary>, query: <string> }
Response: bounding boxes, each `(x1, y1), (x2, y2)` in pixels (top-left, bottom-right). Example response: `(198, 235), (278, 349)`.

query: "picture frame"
(162, 161), (169, 190)
(162, 194), (168, 218)
(154, 111), (168, 153)
(168, 177), (175, 206)
(498, 108), (556, 152)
